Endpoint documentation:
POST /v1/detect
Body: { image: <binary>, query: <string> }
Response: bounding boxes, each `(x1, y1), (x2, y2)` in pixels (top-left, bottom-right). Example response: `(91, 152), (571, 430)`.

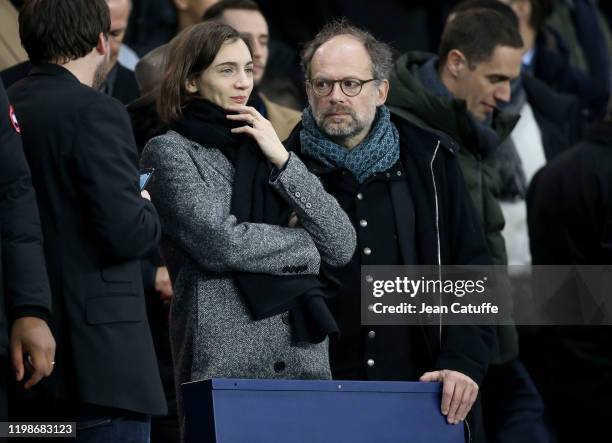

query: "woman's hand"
(226, 105), (289, 168)
(288, 211), (302, 228)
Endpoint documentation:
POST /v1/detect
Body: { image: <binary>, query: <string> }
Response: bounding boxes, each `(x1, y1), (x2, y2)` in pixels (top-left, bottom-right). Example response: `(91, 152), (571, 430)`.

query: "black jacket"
(286, 115), (496, 387)
(2, 61), (139, 105)
(287, 115), (495, 443)
(526, 121), (612, 440)
(528, 121), (612, 265)
(0, 77), (51, 357)
(7, 64), (166, 415)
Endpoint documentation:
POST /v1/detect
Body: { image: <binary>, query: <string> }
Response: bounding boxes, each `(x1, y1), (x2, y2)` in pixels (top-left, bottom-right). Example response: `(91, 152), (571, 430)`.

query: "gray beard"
(316, 110), (364, 143)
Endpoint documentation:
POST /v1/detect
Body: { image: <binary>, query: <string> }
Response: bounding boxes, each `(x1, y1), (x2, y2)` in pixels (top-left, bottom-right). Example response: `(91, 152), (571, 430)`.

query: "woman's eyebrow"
(214, 61), (239, 68)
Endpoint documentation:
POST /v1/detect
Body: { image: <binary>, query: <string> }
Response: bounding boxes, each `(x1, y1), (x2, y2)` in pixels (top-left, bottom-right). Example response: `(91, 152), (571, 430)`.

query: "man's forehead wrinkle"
(311, 36), (373, 79)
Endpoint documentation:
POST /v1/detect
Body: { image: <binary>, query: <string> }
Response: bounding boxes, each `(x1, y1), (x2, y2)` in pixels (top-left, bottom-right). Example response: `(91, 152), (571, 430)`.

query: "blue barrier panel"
(182, 378), (465, 443)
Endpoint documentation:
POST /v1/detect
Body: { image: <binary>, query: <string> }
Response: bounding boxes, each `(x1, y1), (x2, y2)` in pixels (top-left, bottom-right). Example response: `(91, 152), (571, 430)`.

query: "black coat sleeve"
(436, 153), (496, 386)
(72, 97), (161, 261)
(0, 77), (51, 322)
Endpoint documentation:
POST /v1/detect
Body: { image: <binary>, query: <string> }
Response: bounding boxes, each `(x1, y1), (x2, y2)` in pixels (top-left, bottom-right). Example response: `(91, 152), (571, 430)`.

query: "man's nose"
(495, 81), (511, 103)
(328, 82), (346, 103)
(251, 39), (263, 59)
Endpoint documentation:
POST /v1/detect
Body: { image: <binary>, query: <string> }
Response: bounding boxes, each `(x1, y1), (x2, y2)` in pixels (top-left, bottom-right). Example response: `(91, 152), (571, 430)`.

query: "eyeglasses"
(307, 77), (376, 97)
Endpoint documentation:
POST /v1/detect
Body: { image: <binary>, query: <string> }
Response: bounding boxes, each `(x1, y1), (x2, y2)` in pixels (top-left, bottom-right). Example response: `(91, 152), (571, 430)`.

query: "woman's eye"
(221, 68), (234, 75)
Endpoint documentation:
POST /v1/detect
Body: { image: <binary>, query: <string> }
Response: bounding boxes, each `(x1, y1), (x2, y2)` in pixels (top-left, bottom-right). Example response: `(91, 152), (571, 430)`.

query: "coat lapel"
(190, 140), (235, 184)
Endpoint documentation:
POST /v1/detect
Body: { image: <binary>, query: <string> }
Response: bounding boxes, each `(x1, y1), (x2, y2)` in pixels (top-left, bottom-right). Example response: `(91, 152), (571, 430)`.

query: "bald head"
(106, 0), (131, 69)
(311, 35), (374, 79)
(305, 34), (389, 149)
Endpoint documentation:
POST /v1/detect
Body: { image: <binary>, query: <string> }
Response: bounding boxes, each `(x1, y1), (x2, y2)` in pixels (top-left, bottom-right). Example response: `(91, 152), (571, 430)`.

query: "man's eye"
(343, 79), (360, 89)
(315, 80), (330, 89)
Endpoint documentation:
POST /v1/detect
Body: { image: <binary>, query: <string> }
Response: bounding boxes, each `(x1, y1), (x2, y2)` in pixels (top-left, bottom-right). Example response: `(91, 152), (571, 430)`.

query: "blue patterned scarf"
(300, 105), (400, 183)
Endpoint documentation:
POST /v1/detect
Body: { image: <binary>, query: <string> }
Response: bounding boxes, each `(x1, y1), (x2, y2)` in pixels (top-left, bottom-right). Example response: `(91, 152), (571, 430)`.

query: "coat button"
(367, 358), (375, 367)
(363, 247), (372, 256)
(368, 330), (376, 339)
(359, 219), (368, 228)
(295, 192), (301, 198)
(356, 193), (364, 201)
(301, 197), (307, 203)
(306, 202), (312, 208)
(274, 361), (286, 372)
(396, 171), (402, 176)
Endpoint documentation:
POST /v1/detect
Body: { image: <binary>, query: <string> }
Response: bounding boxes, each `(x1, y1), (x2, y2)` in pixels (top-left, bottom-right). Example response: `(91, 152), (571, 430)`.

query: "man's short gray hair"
(300, 20), (393, 81)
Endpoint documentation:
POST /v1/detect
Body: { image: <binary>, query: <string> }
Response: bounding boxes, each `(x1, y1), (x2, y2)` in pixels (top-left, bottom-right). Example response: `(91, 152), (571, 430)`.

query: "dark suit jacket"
(7, 63), (166, 415)
(2, 61), (140, 105)
(0, 77), (51, 358)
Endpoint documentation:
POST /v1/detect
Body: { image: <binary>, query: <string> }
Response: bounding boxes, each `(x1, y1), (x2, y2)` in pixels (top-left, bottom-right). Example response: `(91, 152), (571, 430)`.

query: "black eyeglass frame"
(307, 77), (377, 97)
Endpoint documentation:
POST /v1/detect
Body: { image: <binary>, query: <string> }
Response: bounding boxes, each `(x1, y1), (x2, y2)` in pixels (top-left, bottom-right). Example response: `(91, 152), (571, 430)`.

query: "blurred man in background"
(0, 75), (55, 423)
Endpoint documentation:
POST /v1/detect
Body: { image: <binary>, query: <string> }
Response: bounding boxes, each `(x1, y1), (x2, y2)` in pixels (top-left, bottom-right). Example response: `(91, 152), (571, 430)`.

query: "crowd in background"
(1, 1), (611, 443)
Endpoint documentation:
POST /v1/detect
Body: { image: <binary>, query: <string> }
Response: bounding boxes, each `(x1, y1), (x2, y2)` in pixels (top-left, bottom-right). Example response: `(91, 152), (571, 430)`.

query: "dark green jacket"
(387, 52), (519, 363)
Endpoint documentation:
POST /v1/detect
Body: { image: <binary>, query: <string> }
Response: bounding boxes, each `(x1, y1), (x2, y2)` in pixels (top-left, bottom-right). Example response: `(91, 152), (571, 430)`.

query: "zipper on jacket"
(430, 140), (473, 443)
(429, 140), (443, 348)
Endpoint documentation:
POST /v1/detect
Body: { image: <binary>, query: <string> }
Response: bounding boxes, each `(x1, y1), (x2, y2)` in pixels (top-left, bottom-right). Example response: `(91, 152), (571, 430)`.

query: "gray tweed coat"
(141, 130), (356, 424)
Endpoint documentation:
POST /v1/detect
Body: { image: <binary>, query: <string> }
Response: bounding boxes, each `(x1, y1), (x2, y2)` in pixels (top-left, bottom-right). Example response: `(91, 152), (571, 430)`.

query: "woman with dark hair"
(141, 21), (355, 433)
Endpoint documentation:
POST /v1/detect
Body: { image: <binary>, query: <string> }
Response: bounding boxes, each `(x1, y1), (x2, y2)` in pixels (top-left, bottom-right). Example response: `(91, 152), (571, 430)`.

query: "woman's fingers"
(226, 104), (263, 120)
(230, 126), (257, 136)
(227, 105), (288, 168)
(226, 113), (253, 121)
(226, 113), (256, 125)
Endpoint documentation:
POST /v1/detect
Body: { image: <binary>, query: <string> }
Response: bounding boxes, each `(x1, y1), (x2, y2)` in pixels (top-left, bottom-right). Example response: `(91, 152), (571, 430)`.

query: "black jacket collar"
(29, 63), (80, 83)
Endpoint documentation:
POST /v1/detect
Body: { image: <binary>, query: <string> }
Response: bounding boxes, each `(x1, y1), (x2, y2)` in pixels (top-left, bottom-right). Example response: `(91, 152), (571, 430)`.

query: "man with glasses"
(285, 21), (495, 443)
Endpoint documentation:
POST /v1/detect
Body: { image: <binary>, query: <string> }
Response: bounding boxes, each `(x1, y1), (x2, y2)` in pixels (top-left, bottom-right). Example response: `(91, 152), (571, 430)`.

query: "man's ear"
(445, 49), (468, 78)
(173, 0), (189, 12)
(95, 32), (108, 56)
(376, 79), (389, 106)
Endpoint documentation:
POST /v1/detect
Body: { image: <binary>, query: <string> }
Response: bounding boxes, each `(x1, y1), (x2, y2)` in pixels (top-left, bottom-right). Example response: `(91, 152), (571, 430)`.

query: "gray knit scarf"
(300, 105), (400, 183)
